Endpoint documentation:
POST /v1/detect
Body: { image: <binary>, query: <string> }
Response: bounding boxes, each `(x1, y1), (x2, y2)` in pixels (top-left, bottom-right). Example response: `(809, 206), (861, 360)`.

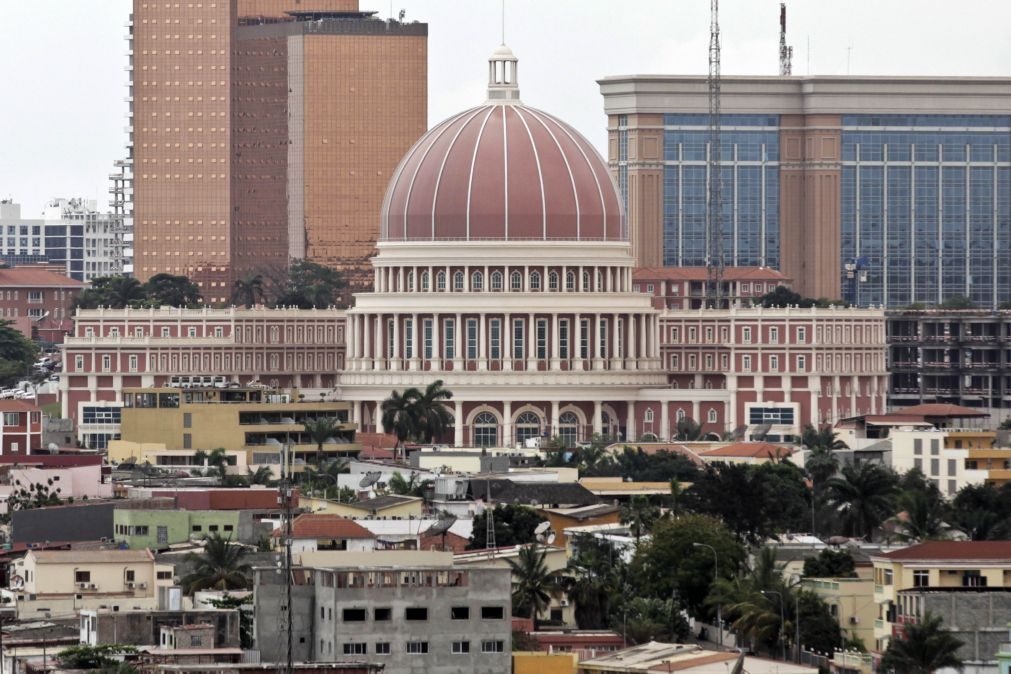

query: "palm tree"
(302, 459), (348, 498)
(805, 445), (840, 486)
(303, 417), (342, 465)
(206, 448), (230, 485)
(563, 536), (620, 629)
(380, 389), (418, 460)
(387, 471), (430, 498)
(880, 613), (963, 674)
(826, 462), (898, 540)
(506, 545), (556, 631)
(246, 465), (274, 486)
(801, 424), (848, 450)
(891, 490), (954, 542)
(675, 417), (704, 441)
(705, 547), (790, 653)
(181, 533), (253, 593)
(231, 274), (265, 308)
(411, 380), (453, 443)
(620, 495), (660, 542)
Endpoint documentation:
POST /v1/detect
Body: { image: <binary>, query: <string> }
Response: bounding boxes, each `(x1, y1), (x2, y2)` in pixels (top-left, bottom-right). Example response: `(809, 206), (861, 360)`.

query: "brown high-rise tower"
(131, 1), (427, 301)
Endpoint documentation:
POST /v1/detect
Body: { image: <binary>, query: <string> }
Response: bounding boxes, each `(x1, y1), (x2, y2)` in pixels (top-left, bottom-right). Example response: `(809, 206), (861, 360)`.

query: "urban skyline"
(4, 0), (1011, 215)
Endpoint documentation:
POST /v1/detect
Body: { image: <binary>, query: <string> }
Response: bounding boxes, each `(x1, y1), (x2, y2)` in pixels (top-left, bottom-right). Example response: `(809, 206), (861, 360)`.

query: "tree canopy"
(74, 274), (202, 310)
(0, 319), (38, 385)
(468, 504), (547, 550)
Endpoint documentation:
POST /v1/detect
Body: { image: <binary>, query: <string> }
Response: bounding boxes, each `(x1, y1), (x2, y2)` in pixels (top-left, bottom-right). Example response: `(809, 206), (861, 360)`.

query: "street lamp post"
(692, 542), (722, 648)
(762, 590), (786, 661)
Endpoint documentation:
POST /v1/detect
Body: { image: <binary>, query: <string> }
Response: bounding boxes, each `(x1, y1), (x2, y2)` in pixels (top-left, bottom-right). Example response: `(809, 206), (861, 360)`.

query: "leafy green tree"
(246, 466), (275, 486)
(506, 546), (558, 630)
(204, 593), (254, 648)
(74, 276), (146, 310)
(142, 273), (202, 307)
(56, 644), (138, 670)
(410, 380), (453, 443)
(801, 424), (848, 450)
(181, 533), (252, 593)
(301, 459), (349, 498)
(938, 295), (975, 310)
(614, 596), (690, 645)
(231, 274), (265, 307)
(0, 320), (38, 385)
(564, 535), (624, 629)
(273, 260), (346, 309)
(796, 590), (843, 655)
(576, 435), (616, 475)
(468, 504), (547, 550)
(3, 478), (64, 523)
(380, 389), (419, 459)
(303, 416), (343, 465)
(806, 445), (841, 488)
(892, 489), (954, 542)
(706, 547), (788, 651)
(387, 471), (431, 498)
(880, 613), (964, 674)
(675, 417), (704, 441)
(592, 447), (699, 483)
(1000, 419), (1011, 431)
(951, 483), (1010, 540)
(204, 447), (230, 485)
(621, 495), (661, 542)
(825, 462), (898, 540)
(628, 514), (744, 614)
(802, 549), (857, 578)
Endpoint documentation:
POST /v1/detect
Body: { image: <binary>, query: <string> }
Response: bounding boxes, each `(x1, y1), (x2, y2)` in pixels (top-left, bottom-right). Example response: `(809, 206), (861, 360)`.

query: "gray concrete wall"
(922, 592), (1011, 663)
(254, 570), (317, 663)
(12, 501), (114, 544)
(95, 609), (240, 647)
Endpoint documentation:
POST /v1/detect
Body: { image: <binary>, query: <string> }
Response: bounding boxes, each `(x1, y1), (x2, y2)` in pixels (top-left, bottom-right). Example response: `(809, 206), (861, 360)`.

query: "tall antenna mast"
(279, 442), (294, 674)
(706, 0), (724, 308)
(485, 478), (496, 555)
(779, 3), (793, 76)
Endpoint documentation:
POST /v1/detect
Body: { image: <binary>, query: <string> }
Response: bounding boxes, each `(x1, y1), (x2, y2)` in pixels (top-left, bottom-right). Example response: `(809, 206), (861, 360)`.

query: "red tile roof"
(274, 514), (375, 540)
(0, 268), (85, 288)
(0, 400), (41, 413)
(633, 266), (790, 282)
(703, 442), (793, 459)
(877, 541), (1011, 561)
(894, 403), (988, 418)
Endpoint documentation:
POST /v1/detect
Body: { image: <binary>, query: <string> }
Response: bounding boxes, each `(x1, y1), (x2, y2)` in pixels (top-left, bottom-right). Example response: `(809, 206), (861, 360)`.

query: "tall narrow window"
(471, 271), (484, 291)
(513, 318), (525, 359)
(548, 271), (559, 291)
(437, 271), (446, 291)
(536, 319), (548, 360)
(582, 270), (590, 291)
(453, 271), (464, 291)
(466, 319), (478, 359)
(406, 271), (415, 291)
(489, 319), (501, 360)
(530, 271), (541, 290)
(444, 318), (456, 359)
(565, 271), (575, 291)
(421, 271), (430, 291)
(599, 318), (608, 357)
(404, 318), (413, 358)
(580, 319), (590, 358)
(559, 319), (570, 359)
(616, 319), (623, 356)
(423, 319), (433, 359)
(387, 319), (394, 357)
(491, 271), (503, 291)
(510, 271), (522, 290)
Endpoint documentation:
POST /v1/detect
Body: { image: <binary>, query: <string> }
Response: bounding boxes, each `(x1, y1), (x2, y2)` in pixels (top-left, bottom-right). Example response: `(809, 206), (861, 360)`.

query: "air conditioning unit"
(849, 616), (860, 625)
(126, 582), (135, 589)
(559, 599), (570, 607)
(89, 583), (98, 590)
(137, 582), (147, 590)
(78, 582), (89, 590)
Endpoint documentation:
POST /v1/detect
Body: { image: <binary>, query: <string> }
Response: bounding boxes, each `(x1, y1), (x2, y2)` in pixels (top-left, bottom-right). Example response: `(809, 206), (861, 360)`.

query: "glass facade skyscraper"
(840, 115), (1011, 308)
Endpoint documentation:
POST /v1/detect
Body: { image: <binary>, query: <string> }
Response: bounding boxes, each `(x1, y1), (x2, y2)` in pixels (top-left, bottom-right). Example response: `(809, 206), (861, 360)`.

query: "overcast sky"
(3, 0), (1010, 215)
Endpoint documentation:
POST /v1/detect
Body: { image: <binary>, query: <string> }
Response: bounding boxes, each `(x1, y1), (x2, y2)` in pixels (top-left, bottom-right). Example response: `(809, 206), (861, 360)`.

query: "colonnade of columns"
(372, 263), (635, 294)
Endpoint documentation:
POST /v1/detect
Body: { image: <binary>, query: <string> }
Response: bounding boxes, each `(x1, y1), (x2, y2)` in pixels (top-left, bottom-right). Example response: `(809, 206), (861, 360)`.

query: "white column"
(409, 313), (420, 370)
(628, 313), (637, 367)
(625, 401), (635, 442)
(551, 313), (561, 370)
(692, 400), (701, 423)
(527, 313), (537, 370)
(660, 402), (670, 442)
(503, 314), (512, 371)
(454, 400), (464, 447)
(373, 315), (383, 370)
(352, 400), (362, 425)
(611, 315), (620, 363)
(391, 316), (400, 370)
(374, 401), (383, 434)
(551, 400), (560, 440)
(592, 400), (602, 437)
(478, 313), (487, 370)
(362, 314), (371, 367)
(810, 388), (820, 427)
(593, 313), (603, 369)
(574, 313), (582, 366)
(639, 315), (647, 365)
(850, 375), (858, 418)
(503, 401), (513, 448)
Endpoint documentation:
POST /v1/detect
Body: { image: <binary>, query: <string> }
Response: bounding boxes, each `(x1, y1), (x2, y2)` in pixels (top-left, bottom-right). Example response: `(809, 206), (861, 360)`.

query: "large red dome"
(380, 103), (625, 242)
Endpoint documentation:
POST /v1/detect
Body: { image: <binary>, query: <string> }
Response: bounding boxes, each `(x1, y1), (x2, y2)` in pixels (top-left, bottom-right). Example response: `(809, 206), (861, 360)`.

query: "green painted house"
(113, 508), (257, 549)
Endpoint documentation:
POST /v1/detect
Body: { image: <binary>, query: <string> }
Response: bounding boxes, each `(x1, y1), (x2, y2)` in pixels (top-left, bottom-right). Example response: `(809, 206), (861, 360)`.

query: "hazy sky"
(2, 0), (1010, 215)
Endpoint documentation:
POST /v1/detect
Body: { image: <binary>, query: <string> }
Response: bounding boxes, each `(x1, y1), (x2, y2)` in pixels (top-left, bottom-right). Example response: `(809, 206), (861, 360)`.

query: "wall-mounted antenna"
(778, 3), (793, 76)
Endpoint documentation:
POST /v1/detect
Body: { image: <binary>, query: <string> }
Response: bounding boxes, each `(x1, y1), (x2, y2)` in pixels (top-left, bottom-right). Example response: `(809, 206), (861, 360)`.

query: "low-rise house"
(0, 400), (43, 455)
(544, 505), (622, 547)
(699, 441), (794, 465)
(578, 642), (817, 674)
(0, 455), (112, 511)
(800, 576), (876, 648)
(5, 549), (176, 619)
(871, 541), (1011, 652)
(114, 506), (265, 549)
(272, 514), (376, 552)
(254, 550), (512, 674)
(81, 608), (241, 647)
(302, 494), (424, 520)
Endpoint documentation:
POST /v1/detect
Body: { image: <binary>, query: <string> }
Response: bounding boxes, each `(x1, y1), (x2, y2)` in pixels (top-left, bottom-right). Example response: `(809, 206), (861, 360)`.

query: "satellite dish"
(534, 521), (552, 537)
(47, 443), (59, 453)
(427, 516), (458, 538)
(9, 575), (24, 591)
(359, 471), (382, 489)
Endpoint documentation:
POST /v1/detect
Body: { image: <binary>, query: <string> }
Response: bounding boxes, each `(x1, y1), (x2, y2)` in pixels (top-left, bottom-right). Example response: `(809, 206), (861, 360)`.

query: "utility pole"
(279, 442), (294, 674)
(485, 478), (496, 556)
(706, 0), (724, 308)
(779, 3), (793, 76)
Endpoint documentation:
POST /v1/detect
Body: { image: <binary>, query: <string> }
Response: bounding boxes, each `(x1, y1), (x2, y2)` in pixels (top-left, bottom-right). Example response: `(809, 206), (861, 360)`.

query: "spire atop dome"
(487, 44), (520, 103)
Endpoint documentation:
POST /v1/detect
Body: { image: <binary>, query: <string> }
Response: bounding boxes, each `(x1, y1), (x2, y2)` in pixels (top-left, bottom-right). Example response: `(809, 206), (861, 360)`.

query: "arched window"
(704, 380), (713, 390)
(510, 271), (522, 291)
(601, 411), (615, 437)
(472, 271), (484, 291)
(644, 408), (654, 423)
(548, 271), (560, 291)
(558, 411), (579, 447)
(473, 411), (498, 447)
(565, 271), (575, 291)
(582, 270), (590, 291)
(406, 271), (415, 292)
(491, 271), (503, 291)
(515, 411), (541, 444)
(437, 271), (447, 292)
(596, 271), (603, 291)
(530, 271), (542, 291)
(453, 271), (464, 291)
(676, 408), (686, 422)
(421, 270), (430, 292)
(707, 408), (718, 423)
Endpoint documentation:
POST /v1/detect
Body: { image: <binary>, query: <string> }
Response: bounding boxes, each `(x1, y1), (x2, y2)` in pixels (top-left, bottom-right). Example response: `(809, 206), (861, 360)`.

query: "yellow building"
(4, 549), (176, 619)
(871, 541), (1011, 652)
(301, 494), (424, 520)
(801, 577), (876, 648)
(514, 651), (578, 674)
(119, 387), (359, 465)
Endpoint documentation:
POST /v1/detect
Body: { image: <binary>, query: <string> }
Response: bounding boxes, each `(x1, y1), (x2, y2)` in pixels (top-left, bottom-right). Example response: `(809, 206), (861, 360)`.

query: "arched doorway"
(515, 411), (542, 445)
(558, 411), (579, 447)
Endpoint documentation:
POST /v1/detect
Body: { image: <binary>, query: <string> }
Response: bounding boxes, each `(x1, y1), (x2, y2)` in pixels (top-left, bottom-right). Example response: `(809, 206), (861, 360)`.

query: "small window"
(707, 409), (718, 423)
(375, 642), (391, 655)
(481, 606), (505, 619)
(374, 608), (392, 621)
(406, 642), (429, 654)
(529, 271), (541, 290)
(343, 609), (367, 622)
(421, 271), (430, 291)
(405, 607), (428, 621)
(453, 271), (464, 291)
(565, 271), (575, 291)
(481, 640), (505, 653)
(208, 524), (218, 532)
(452, 641), (471, 654)
(75, 571), (91, 583)
(548, 271), (559, 291)
(451, 606), (470, 620)
(491, 271), (503, 291)
(192, 525), (203, 532)
(436, 271), (447, 291)
(510, 271), (522, 290)
(223, 524), (233, 532)
(343, 643), (367, 655)
(471, 271), (483, 291)
(913, 570), (929, 587)
(126, 570), (135, 582)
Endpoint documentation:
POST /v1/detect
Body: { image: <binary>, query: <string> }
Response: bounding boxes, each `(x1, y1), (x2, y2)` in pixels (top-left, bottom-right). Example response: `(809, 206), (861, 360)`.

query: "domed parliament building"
(62, 48), (888, 451)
